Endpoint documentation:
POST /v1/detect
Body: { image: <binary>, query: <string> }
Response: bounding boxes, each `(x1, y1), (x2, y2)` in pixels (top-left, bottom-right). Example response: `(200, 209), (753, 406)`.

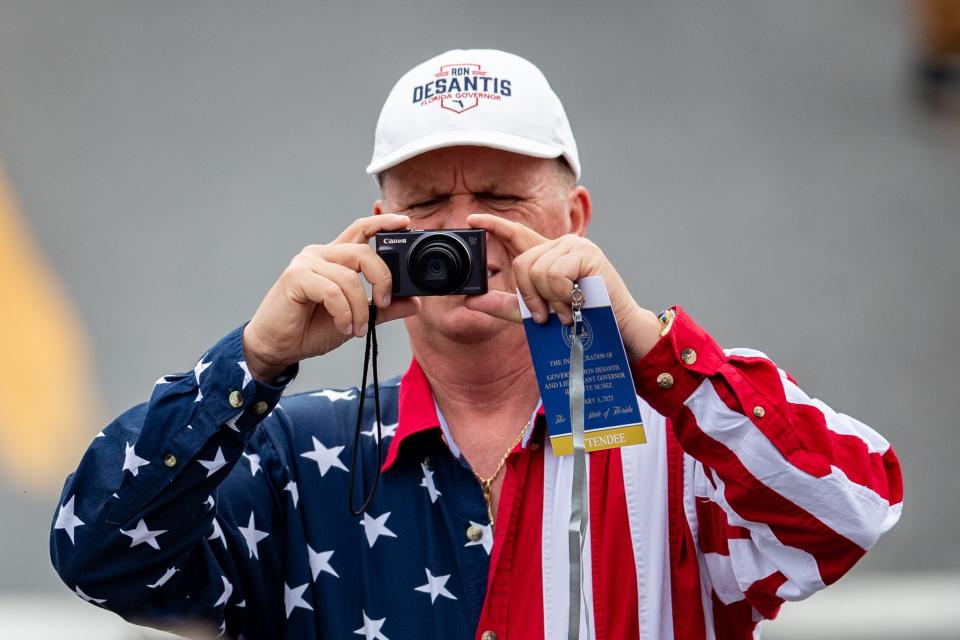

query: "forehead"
(382, 146), (555, 197)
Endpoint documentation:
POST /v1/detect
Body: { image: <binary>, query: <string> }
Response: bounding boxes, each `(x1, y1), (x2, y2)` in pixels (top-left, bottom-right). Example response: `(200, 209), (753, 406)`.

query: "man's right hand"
(242, 213), (420, 383)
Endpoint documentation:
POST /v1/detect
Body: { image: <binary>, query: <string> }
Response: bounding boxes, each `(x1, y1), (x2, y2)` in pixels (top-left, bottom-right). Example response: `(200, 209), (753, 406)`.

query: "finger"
(333, 213), (410, 245)
(376, 297), (422, 324)
(511, 239), (561, 323)
(526, 240), (574, 320)
(300, 256), (369, 336)
(513, 254), (548, 323)
(463, 291), (522, 323)
(553, 300), (573, 325)
(530, 243), (582, 324)
(545, 250), (585, 301)
(467, 213), (548, 258)
(290, 266), (353, 336)
(318, 244), (394, 308)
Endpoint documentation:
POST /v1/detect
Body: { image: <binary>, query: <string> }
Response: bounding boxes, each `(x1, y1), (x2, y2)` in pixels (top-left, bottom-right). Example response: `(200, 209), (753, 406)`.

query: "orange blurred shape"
(0, 162), (103, 492)
(914, 0), (960, 58)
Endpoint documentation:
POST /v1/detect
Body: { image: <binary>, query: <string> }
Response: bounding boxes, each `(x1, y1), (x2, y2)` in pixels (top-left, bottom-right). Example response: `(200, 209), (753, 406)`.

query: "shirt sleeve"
(50, 322), (299, 637)
(630, 306), (903, 620)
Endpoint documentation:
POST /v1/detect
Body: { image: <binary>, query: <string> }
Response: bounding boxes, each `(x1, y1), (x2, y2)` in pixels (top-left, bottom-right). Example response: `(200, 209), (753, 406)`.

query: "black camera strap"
(348, 304), (383, 516)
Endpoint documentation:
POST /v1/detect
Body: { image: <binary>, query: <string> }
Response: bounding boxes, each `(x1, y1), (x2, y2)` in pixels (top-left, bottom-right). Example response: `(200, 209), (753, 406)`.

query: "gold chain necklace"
(473, 421), (531, 527)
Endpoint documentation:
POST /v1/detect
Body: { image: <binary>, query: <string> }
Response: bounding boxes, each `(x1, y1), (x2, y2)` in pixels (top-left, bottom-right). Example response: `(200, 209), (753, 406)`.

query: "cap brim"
(366, 130), (566, 175)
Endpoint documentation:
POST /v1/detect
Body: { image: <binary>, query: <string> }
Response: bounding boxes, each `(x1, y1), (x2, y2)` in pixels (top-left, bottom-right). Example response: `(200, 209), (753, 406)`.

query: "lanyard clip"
(571, 283), (584, 328)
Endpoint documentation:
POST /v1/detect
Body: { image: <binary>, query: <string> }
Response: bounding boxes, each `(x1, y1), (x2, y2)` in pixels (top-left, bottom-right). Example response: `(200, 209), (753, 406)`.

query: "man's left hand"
(464, 213), (662, 361)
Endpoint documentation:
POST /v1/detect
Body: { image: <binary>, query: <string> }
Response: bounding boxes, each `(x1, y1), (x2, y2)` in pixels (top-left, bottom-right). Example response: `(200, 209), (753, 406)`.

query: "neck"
(408, 322), (539, 413)
(406, 318), (542, 517)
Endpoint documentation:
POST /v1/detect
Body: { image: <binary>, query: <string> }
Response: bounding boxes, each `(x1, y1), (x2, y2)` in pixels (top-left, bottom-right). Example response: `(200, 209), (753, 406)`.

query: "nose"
(442, 194), (479, 230)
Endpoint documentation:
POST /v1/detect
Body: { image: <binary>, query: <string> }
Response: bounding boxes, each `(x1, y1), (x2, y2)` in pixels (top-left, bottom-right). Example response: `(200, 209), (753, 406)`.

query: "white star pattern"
(419, 462), (442, 503)
(208, 518), (227, 549)
(122, 442), (150, 477)
(308, 545), (339, 580)
(359, 511), (397, 548)
(147, 567), (179, 589)
(284, 582), (313, 618)
(300, 436), (348, 476)
(194, 358), (212, 402)
(224, 411), (243, 432)
(205, 495), (216, 510)
(310, 389), (357, 402)
(198, 447), (227, 477)
(464, 521), (493, 555)
(120, 519), (167, 550)
(237, 512), (269, 560)
(214, 575), (233, 607)
(361, 420), (399, 442)
(74, 586), (106, 604)
(284, 481), (299, 508)
(414, 568), (457, 604)
(237, 360), (253, 389)
(194, 358), (212, 382)
(54, 496), (84, 544)
(154, 375), (172, 386)
(354, 610), (389, 640)
(243, 452), (261, 477)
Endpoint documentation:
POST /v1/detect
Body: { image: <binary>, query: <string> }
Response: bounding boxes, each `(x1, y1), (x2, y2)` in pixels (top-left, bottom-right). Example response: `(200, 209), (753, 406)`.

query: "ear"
(567, 185), (592, 237)
(373, 200), (384, 215)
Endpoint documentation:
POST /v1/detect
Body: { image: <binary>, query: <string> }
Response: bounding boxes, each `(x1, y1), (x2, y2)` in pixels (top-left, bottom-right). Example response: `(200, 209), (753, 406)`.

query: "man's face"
(375, 145), (580, 343)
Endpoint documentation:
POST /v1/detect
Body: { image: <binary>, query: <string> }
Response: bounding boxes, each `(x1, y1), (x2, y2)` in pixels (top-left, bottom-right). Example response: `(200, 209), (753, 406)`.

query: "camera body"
(375, 229), (487, 297)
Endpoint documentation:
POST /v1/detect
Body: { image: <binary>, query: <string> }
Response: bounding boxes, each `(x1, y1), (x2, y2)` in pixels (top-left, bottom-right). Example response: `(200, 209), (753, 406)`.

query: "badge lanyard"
(568, 283), (591, 639)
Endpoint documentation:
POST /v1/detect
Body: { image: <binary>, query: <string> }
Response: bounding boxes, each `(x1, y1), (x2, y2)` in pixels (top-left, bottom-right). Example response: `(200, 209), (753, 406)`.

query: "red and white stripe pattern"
(471, 308), (902, 639)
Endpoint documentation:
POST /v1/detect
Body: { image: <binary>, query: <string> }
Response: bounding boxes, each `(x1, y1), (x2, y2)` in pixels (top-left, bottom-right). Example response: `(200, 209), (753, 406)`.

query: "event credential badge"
(519, 275), (646, 455)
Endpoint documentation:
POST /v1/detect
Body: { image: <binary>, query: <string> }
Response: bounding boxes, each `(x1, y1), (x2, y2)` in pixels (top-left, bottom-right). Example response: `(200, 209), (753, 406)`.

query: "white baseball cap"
(366, 49), (581, 179)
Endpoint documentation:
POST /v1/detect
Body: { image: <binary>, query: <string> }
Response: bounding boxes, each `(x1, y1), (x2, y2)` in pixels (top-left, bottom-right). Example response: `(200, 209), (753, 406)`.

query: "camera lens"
(408, 233), (472, 294)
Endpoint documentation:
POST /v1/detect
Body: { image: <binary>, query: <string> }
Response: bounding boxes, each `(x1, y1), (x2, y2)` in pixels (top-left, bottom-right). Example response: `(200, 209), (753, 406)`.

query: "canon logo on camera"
(382, 237), (407, 244)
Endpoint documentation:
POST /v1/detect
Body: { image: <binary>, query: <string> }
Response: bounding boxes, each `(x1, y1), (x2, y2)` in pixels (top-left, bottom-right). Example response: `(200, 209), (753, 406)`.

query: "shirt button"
(656, 372), (674, 389)
(163, 453), (177, 468)
(466, 524), (484, 542)
(481, 632), (498, 640)
(680, 348), (697, 365)
(753, 405), (766, 418)
(228, 390), (244, 408)
(253, 400), (269, 414)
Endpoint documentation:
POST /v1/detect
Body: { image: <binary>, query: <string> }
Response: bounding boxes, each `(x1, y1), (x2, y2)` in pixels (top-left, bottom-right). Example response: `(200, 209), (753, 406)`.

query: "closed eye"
(477, 192), (521, 209)
(406, 196), (449, 212)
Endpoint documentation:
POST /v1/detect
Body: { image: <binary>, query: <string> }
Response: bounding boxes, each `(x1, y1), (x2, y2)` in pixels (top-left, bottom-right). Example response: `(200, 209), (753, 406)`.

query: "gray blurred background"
(1, 0), (958, 637)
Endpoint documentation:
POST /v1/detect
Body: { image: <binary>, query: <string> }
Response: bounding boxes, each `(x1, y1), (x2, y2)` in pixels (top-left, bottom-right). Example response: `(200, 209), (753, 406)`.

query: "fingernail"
(532, 310), (544, 323)
(358, 323), (368, 336)
(381, 293), (391, 307)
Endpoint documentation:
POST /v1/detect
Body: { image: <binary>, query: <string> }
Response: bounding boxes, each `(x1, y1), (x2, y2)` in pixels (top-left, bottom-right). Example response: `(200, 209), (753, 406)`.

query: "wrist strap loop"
(348, 304), (383, 516)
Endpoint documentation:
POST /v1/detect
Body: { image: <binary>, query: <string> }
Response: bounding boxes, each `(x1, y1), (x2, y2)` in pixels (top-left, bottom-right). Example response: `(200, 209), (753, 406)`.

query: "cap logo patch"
(411, 63), (512, 113)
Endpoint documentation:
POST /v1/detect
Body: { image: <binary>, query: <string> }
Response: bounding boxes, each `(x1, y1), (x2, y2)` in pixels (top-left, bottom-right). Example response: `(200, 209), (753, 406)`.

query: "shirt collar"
(382, 358), (440, 471)
(382, 358), (546, 472)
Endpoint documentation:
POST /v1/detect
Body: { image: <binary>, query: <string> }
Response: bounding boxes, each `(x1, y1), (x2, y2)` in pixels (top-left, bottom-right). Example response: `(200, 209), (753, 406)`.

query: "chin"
(410, 296), (518, 343)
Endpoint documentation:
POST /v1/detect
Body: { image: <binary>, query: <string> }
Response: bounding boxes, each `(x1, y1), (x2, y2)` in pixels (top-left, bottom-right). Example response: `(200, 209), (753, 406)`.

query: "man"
(51, 49), (903, 639)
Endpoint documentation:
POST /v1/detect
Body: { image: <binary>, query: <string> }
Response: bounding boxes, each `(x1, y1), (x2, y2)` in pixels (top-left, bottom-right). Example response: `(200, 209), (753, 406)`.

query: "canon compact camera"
(375, 229), (487, 297)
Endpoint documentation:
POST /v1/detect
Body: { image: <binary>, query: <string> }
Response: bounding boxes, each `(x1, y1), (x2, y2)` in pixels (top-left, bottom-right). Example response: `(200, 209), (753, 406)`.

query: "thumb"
(375, 297), (421, 324)
(463, 291), (522, 323)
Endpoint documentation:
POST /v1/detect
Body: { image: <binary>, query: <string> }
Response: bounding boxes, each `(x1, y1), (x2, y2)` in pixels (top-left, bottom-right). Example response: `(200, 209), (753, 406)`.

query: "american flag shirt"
(50, 307), (903, 639)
